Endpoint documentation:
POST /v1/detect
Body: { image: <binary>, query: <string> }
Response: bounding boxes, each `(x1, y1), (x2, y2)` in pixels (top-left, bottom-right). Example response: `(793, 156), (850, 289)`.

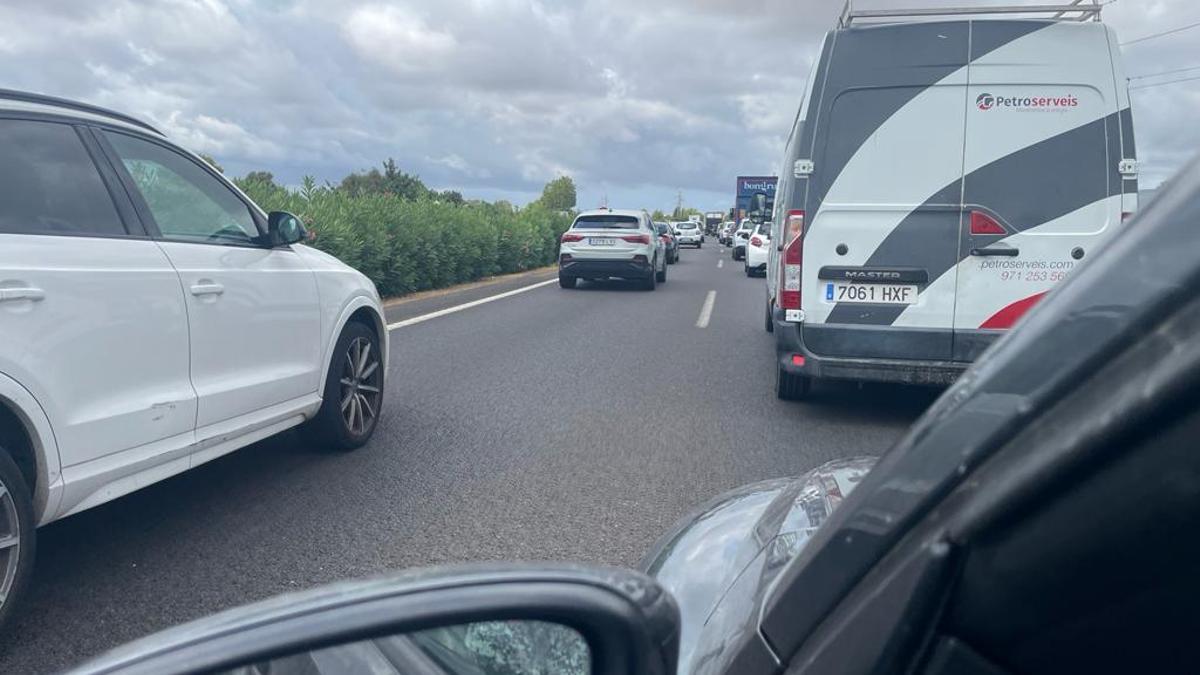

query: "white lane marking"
(717, 259), (724, 269)
(387, 278), (558, 330)
(696, 290), (717, 328)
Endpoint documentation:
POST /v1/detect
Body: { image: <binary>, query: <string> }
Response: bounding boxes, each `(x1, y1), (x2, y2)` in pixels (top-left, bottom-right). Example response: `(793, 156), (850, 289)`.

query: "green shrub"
(235, 177), (573, 298)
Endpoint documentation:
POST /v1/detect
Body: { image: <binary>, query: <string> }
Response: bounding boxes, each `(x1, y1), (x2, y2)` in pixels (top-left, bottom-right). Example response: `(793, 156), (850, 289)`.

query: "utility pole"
(674, 190), (684, 218)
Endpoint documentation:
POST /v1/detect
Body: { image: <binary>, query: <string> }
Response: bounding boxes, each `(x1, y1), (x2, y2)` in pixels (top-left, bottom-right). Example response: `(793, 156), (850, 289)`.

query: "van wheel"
(559, 275), (576, 289)
(776, 364), (811, 401)
(0, 448), (35, 633)
(312, 322), (383, 451)
(765, 300), (775, 333)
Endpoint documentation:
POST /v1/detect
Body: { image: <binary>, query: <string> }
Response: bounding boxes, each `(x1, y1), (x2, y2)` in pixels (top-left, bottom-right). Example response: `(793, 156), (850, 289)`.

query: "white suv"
(558, 209), (666, 290)
(0, 91), (388, 628)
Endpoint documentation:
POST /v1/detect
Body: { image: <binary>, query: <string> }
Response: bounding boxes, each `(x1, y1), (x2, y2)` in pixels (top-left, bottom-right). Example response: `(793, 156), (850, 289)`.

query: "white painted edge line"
(387, 278), (558, 331)
(696, 290), (717, 329)
(717, 259), (724, 269)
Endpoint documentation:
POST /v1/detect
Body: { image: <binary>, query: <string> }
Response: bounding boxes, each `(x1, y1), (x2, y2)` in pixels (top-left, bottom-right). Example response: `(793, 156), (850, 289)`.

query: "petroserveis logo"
(976, 92), (1079, 111)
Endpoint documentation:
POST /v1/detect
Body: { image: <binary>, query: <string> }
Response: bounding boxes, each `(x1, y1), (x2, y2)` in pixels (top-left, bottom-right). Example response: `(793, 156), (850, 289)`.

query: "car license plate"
(825, 282), (917, 305)
(589, 237), (616, 246)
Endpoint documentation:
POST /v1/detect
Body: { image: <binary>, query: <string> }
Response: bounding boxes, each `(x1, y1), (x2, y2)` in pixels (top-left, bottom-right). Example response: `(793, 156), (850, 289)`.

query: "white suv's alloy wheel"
(0, 482), (19, 607)
(340, 337), (382, 436)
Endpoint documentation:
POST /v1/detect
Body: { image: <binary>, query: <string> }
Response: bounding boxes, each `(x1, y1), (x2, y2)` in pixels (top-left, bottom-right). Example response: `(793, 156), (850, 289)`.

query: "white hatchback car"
(744, 221), (771, 276)
(558, 209), (666, 290)
(671, 221), (703, 248)
(0, 91), (388, 629)
(730, 219), (755, 260)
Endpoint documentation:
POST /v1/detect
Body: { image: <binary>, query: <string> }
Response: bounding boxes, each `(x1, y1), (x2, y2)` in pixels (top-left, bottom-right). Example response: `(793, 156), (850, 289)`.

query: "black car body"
(73, 156), (1200, 675)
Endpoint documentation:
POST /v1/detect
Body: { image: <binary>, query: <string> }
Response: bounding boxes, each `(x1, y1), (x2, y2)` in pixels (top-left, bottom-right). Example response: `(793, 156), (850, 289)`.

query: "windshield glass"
(3, 4), (1180, 672)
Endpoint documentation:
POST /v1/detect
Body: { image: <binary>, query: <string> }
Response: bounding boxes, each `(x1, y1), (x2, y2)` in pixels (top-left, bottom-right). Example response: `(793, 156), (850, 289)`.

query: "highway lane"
(0, 242), (940, 673)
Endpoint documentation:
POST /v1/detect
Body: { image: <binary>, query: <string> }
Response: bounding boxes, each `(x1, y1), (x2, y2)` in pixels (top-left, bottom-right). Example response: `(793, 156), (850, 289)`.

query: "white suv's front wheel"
(312, 322), (384, 450)
(0, 448), (34, 633)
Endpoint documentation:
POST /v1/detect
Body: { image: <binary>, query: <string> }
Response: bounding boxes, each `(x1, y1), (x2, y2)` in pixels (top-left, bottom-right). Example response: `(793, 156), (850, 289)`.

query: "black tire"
(656, 258), (667, 283)
(745, 261), (753, 277)
(311, 322), (384, 451)
(697, 242), (702, 249)
(776, 364), (812, 401)
(559, 274), (576, 289)
(765, 300), (775, 333)
(0, 448), (35, 633)
(643, 262), (658, 290)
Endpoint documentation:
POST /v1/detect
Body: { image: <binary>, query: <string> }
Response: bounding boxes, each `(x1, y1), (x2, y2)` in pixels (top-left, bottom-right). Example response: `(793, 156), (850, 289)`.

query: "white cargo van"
(766, 3), (1138, 399)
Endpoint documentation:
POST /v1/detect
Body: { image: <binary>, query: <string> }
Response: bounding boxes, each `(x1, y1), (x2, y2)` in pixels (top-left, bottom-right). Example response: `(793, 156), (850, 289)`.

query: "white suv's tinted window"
(573, 215), (639, 229)
(104, 131), (259, 245)
(0, 119), (126, 236)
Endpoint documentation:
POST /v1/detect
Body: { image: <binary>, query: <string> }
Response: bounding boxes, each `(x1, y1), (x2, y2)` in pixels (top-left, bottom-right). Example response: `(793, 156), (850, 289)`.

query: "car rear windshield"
(573, 215), (639, 229)
(676, 222), (697, 229)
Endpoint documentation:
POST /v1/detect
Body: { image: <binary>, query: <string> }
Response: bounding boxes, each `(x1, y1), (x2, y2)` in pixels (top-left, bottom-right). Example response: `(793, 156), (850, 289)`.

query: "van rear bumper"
(773, 313), (967, 386)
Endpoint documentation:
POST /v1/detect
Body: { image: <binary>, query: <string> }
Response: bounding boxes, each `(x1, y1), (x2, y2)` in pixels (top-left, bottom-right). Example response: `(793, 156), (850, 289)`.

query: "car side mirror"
(68, 565), (680, 675)
(267, 211), (308, 246)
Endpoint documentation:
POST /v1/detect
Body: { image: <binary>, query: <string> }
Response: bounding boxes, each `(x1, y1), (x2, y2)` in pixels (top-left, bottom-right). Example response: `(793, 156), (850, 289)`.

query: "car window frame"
(93, 126), (270, 248)
(0, 113), (146, 240)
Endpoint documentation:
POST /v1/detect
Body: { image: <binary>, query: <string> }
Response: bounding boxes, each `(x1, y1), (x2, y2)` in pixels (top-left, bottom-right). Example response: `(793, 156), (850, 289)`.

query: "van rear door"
(802, 22), (970, 362)
(951, 21), (1127, 360)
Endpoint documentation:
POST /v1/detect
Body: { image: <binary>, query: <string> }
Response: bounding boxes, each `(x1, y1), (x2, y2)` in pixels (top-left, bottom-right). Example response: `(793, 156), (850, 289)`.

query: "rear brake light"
(969, 211), (1006, 235)
(779, 210), (805, 312)
(751, 236), (763, 247)
(621, 234), (651, 245)
(791, 354), (806, 367)
(561, 233), (584, 243)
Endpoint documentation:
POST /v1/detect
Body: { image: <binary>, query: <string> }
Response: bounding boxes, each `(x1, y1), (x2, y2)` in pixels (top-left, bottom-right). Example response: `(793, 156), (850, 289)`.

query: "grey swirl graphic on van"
(976, 93), (996, 111)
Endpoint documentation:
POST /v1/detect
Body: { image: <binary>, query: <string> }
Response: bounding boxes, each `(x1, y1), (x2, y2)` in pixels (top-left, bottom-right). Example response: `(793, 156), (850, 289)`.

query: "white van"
(766, 5), (1138, 399)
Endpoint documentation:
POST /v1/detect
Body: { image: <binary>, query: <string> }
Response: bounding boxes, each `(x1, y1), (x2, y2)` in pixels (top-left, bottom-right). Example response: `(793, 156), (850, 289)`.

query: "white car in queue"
(558, 209), (666, 290)
(0, 91), (388, 629)
(671, 220), (703, 248)
(744, 220), (771, 277)
(730, 219), (755, 261)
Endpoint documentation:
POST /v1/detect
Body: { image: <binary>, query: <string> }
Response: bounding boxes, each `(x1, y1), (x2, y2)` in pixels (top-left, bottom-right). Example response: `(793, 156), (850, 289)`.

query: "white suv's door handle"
(0, 287), (45, 303)
(190, 282), (225, 297)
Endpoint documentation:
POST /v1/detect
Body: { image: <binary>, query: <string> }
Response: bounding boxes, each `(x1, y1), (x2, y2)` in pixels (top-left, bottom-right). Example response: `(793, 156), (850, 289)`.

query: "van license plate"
(589, 237), (616, 246)
(826, 282), (917, 305)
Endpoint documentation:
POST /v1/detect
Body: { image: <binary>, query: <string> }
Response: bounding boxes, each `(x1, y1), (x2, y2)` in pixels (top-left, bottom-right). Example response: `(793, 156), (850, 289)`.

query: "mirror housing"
(68, 565), (680, 675)
(267, 211), (308, 246)
(748, 192), (769, 225)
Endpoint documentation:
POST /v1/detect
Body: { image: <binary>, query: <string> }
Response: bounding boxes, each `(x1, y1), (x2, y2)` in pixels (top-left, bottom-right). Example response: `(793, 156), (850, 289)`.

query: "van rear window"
(573, 215), (639, 229)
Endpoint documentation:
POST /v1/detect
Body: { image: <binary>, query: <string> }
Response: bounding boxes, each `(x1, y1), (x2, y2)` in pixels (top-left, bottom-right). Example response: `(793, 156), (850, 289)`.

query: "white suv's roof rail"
(0, 88), (163, 135)
(838, 0), (1102, 28)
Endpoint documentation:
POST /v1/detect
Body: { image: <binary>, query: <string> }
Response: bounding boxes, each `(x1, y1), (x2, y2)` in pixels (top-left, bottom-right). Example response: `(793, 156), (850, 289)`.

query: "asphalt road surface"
(0, 242), (941, 673)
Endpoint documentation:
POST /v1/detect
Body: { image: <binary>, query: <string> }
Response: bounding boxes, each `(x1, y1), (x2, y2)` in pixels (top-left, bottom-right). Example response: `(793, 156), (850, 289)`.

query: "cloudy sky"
(2, 0), (1196, 211)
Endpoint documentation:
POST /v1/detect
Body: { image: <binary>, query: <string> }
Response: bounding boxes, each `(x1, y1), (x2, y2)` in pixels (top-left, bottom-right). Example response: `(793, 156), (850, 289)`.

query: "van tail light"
(969, 211), (1006, 235)
(750, 236), (763, 247)
(561, 233), (584, 243)
(621, 234), (651, 245)
(779, 210), (805, 312)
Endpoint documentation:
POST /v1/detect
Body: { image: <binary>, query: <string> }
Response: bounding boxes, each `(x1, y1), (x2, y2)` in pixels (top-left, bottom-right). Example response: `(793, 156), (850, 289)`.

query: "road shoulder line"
(388, 279), (558, 330)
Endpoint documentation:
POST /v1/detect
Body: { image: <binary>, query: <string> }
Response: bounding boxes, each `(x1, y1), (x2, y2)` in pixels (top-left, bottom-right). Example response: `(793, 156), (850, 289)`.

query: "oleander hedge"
(235, 176), (573, 298)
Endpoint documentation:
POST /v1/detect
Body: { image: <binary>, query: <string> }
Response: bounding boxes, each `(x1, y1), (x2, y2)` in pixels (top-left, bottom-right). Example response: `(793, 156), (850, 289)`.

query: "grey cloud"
(0, 0), (1197, 212)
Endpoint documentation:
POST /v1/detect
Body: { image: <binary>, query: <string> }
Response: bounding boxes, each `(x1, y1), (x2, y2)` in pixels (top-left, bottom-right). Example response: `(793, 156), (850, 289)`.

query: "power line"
(1129, 64), (1200, 80)
(1129, 73), (1200, 90)
(1120, 20), (1200, 46)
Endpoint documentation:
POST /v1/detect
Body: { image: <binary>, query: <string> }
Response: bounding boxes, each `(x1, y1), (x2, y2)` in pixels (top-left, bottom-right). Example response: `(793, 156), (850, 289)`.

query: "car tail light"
(779, 210), (804, 312)
(791, 354), (806, 367)
(969, 211), (1006, 235)
(751, 236), (763, 247)
(561, 233), (584, 243)
(621, 234), (651, 245)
